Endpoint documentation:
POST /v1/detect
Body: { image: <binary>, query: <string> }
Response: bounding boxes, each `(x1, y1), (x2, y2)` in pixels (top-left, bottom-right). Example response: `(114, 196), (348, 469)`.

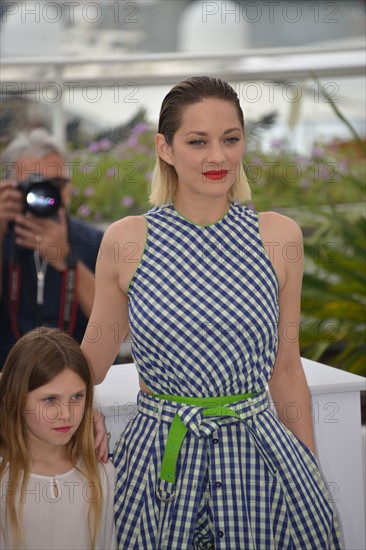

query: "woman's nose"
(204, 142), (226, 166)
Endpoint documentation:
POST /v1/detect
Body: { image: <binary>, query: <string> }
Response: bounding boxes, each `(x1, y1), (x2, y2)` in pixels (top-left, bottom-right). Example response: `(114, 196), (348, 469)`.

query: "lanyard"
(8, 242), (78, 338)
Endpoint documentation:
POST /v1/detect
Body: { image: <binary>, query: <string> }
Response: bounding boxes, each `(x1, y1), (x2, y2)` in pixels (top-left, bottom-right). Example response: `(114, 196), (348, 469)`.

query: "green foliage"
(68, 122), (155, 222)
(300, 211), (366, 375)
(244, 139), (364, 211)
(67, 120), (364, 223)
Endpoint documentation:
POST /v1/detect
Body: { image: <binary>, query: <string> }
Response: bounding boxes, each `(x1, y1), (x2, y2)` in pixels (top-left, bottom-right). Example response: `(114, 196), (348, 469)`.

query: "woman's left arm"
(266, 215), (316, 454)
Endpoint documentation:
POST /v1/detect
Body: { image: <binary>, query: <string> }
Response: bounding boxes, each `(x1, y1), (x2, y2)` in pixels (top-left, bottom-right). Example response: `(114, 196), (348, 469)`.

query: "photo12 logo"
(2, 1), (140, 25)
(201, 2), (340, 24)
(0, 81), (140, 105)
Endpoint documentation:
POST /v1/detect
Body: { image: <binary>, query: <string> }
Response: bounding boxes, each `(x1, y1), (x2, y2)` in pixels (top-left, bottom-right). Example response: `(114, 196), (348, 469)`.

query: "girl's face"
(157, 98), (245, 202)
(24, 368), (87, 453)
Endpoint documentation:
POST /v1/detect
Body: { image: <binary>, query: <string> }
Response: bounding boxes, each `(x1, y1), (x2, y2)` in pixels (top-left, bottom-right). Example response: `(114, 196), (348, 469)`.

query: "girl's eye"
(225, 137), (240, 144)
(44, 396), (56, 403)
(72, 393), (84, 401)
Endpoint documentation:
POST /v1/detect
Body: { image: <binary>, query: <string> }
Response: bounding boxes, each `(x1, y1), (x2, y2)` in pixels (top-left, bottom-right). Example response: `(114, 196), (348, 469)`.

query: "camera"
(17, 173), (65, 217)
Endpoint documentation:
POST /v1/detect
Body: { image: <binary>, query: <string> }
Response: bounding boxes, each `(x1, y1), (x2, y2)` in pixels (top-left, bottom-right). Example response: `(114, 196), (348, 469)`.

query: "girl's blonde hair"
(149, 76), (251, 206)
(0, 328), (102, 549)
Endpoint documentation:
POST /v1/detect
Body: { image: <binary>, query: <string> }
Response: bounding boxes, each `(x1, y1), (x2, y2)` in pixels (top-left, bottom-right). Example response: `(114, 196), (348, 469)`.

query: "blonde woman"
(0, 327), (116, 549)
(83, 76), (342, 549)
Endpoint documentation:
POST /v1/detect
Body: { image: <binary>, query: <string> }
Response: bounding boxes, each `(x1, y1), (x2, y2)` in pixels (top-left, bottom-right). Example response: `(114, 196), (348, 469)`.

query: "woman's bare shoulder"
(102, 215), (147, 246)
(258, 211), (303, 244)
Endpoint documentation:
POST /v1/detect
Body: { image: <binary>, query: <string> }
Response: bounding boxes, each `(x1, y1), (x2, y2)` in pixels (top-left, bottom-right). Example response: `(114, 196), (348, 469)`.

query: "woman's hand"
(93, 406), (110, 463)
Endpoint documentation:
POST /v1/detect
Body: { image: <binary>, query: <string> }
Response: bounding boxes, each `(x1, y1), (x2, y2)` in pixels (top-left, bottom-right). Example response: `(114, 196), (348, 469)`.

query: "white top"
(0, 460), (117, 550)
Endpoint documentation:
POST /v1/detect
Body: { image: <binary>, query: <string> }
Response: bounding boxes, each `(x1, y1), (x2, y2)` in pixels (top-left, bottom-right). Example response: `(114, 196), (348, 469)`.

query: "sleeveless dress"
(113, 203), (342, 549)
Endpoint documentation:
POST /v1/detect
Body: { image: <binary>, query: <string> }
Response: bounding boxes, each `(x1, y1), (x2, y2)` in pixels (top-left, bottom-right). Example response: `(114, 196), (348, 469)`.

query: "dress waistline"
(137, 389), (273, 501)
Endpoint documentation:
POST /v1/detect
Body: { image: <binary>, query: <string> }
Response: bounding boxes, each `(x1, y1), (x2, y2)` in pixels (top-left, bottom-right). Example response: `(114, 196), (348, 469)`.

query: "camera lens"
(25, 181), (62, 217)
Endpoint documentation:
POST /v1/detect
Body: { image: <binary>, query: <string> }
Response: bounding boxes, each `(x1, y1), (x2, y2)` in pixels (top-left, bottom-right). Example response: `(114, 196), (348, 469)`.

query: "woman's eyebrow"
(184, 127), (242, 137)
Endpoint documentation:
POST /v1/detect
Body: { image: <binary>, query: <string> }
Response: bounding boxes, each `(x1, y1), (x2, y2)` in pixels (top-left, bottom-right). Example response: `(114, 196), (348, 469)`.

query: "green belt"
(153, 391), (260, 485)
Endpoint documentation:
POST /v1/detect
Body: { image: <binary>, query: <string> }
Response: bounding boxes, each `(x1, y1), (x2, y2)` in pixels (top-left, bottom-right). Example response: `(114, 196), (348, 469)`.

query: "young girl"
(0, 327), (116, 550)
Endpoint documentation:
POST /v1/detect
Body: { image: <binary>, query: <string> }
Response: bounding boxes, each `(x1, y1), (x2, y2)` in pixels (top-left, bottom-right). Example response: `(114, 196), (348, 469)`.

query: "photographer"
(0, 128), (104, 370)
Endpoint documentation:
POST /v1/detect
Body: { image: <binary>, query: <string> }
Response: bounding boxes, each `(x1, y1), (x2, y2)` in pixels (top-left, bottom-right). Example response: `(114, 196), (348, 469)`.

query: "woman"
(82, 76), (342, 549)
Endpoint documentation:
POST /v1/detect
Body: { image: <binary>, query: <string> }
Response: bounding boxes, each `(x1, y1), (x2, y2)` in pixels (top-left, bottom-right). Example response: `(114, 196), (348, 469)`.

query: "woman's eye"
(188, 140), (205, 146)
(226, 137), (240, 144)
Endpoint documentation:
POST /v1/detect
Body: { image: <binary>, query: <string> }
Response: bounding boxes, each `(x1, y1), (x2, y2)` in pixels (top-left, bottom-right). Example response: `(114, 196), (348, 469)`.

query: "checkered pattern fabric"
(114, 203), (342, 549)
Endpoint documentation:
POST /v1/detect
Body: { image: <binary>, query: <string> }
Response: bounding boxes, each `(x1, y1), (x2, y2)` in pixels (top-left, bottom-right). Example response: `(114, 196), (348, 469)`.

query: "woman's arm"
(81, 224), (129, 384)
(81, 216), (145, 384)
(261, 212), (316, 454)
(73, 260), (97, 317)
(82, 216), (146, 460)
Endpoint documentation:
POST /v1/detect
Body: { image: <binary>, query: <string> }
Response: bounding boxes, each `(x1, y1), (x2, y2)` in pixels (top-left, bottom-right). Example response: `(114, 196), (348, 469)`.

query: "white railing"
(1, 43), (365, 86)
(1, 43), (364, 151)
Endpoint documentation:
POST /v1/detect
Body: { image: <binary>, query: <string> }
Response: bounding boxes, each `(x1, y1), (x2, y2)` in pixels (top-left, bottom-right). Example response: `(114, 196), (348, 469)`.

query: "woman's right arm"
(81, 216), (145, 384)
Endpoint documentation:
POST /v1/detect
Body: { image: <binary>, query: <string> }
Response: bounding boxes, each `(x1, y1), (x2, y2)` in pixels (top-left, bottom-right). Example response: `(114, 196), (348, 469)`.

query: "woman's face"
(157, 98), (245, 202)
(24, 368), (87, 454)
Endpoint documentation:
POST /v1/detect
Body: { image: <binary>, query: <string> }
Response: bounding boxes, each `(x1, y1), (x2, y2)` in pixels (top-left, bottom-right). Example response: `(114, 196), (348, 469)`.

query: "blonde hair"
(149, 76), (251, 206)
(0, 328), (102, 549)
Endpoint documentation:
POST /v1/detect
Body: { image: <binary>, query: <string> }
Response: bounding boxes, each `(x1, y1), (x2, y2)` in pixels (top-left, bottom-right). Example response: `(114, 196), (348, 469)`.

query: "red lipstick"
(53, 427), (72, 433)
(202, 170), (228, 180)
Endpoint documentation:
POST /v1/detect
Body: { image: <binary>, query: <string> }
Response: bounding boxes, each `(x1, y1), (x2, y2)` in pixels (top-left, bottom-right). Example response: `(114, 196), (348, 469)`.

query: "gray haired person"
(0, 128), (104, 369)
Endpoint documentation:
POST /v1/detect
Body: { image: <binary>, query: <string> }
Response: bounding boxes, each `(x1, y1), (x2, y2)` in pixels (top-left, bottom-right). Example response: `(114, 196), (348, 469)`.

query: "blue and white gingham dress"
(114, 203), (342, 549)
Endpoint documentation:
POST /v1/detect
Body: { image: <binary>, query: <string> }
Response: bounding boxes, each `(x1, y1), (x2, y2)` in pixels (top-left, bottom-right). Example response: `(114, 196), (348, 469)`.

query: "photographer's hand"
(0, 180), (23, 241)
(14, 207), (70, 271)
(14, 208), (97, 317)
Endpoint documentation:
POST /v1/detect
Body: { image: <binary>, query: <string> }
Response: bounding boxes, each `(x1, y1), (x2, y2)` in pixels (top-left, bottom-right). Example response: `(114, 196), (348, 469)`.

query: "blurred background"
(1, 0), (365, 150)
(1, 0), (365, 377)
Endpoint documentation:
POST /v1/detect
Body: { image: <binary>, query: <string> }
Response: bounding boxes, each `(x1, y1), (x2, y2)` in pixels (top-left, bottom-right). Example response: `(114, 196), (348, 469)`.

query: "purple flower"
(311, 146), (323, 158)
(107, 167), (117, 177)
(78, 204), (91, 217)
(270, 138), (285, 150)
(84, 186), (95, 197)
(88, 142), (100, 153)
(338, 160), (349, 173)
(252, 157), (263, 166)
(127, 136), (138, 148)
(121, 195), (134, 208)
(99, 138), (112, 151)
(132, 122), (149, 135)
(293, 155), (308, 164)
